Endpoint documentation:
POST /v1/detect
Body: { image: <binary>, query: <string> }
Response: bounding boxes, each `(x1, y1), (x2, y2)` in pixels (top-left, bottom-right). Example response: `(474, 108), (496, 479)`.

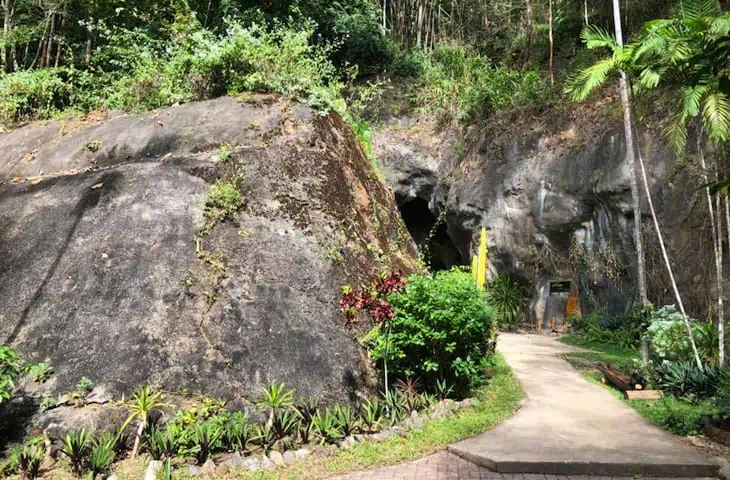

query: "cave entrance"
(398, 197), (466, 271)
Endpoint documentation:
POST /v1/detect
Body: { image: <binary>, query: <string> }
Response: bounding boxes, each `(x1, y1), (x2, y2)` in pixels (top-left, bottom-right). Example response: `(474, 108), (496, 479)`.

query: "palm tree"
(566, 14), (649, 309)
(620, 0), (728, 366)
(120, 386), (168, 458)
(565, 3), (707, 369)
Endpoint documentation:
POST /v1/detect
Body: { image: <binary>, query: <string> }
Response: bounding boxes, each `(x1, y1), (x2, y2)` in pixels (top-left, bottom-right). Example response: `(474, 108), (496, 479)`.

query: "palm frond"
(564, 57), (618, 102)
(681, 84), (708, 117)
(665, 111), (690, 153)
(637, 67), (665, 89)
(581, 25), (618, 51)
(681, 0), (719, 21)
(702, 91), (730, 143)
(711, 14), (730, 36)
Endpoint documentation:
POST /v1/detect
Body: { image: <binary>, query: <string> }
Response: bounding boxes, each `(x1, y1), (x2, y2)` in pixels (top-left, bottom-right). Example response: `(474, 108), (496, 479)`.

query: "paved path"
(450, 334), (717, 477)
(333, 334), (720, 480)
(329, 451), (717, 480)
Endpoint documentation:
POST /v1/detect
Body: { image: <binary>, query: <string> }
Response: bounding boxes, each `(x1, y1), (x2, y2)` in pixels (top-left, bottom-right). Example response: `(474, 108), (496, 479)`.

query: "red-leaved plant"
(340, 272), (405, 327)
(340, 272), (406, 397)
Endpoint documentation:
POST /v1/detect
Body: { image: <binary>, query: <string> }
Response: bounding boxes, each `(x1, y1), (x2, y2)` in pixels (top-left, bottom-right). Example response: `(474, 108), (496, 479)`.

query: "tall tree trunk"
(44, 12), (55, 68)
(1, 0), (13, 73)
(699, 134), (725, 366)
(524, 0), (534, 66)
(416, 0), (424, 47)
(584, 0), (589, 25)
(635, 144), (703, 369)
(717, 195), (730, 366)
(383, 0), (387, 29)
(612, 0), (649, 307)
(548, 0), (554, 86)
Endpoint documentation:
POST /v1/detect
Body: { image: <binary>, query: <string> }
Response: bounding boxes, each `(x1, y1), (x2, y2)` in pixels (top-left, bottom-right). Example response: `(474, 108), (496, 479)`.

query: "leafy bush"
(366, 268), (496, 394)
(390, 50), (428, 78)
(203, 179), (244, 225)
(0, 346), (24, 403)
(0, 69), (69, 124)
(486, 275), (524, 331)
(647, 305), (714, 363)
(571, 304), (652, 350)
(416, 45), (550, 121)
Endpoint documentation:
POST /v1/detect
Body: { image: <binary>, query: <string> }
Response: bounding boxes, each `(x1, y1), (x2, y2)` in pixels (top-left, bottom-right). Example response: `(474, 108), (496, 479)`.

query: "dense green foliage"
(365, 269), (496, 394)
(0, 346), (23, 403)
(569, 304), (652, 350)
(406, 46), (551, 121)
(646, 305), (722, 365)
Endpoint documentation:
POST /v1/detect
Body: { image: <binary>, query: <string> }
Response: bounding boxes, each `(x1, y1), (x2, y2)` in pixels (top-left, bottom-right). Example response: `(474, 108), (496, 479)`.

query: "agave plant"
(294, 397), (319, 444)
(223, 412), (254, 452)
(87, 442), (115, 479)
(311, 408), (344, 445)
(257, 382), (296, 427)
(254, 423), (277, 453)
(435, 378), (454, 401)
(156, 459), (174, 480)
(360, 398), (384, 433)
(274, 409), (299, 439)
(15, 445), (44, 480)
(143, 427), (179, 460)
(120, 386), (169, 458)
(188, 422), (222, 464)
(61, 429), (90, 476)
(382, 389), (408, 425)
(485, 275), (524, 331)
(332, 405), (360, 437)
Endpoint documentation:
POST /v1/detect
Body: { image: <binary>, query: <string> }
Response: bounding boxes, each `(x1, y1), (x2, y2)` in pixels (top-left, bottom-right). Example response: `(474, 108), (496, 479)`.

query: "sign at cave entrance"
(549, 281), (571, 294)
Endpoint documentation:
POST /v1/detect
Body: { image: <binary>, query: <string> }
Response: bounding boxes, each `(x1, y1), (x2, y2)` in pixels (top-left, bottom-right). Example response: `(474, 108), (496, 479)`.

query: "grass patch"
(241, 353), (522, 479)
(561, 334), (715, 437)
(559, 334), (639, 370)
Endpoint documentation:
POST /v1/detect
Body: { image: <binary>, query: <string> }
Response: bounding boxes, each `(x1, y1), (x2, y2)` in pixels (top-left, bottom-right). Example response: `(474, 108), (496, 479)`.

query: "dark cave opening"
(397, 197), (467, 271)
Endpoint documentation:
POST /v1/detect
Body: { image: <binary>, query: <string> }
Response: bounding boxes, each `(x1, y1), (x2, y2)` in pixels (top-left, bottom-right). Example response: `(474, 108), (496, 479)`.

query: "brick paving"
(330, 451), (717, 480)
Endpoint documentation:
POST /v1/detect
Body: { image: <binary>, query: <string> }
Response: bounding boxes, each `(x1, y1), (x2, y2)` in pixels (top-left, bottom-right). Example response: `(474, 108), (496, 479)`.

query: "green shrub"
(571, 304), (652, 350)
(390, 50), (428, 78)
(416, 45), (550, 121)
(0, 346), (24, 403)
(486, 275), (524, 331)
(647, 305), (716, 363)
(0, 69), (67, 123)
(366, 268), (496, 394)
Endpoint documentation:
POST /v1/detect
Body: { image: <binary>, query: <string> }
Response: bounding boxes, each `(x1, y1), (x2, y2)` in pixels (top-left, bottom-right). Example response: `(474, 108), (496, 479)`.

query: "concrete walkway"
(449, 333), (719, 477)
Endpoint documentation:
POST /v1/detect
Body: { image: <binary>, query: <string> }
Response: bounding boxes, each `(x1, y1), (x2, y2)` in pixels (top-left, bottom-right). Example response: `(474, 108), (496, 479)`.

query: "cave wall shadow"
(397, 197), (468, 271)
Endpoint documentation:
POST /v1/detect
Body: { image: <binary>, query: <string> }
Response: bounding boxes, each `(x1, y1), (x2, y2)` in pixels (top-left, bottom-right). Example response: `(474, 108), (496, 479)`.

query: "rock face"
(0, 95), (417, 406)
(374, 89), (716, 323)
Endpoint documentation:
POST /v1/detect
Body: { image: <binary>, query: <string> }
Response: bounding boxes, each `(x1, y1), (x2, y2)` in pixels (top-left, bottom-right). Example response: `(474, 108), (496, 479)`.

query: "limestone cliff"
(374, 86), (716, 324)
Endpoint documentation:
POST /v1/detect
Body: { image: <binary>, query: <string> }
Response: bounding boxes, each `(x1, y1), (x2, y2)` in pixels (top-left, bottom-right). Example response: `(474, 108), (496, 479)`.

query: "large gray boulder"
(0, 96), (418, 408)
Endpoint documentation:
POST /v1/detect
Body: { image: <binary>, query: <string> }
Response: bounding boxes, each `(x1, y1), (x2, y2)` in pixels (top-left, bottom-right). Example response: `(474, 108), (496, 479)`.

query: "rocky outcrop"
(0, 96), (418, 409)
(374, 89), (716, 323)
